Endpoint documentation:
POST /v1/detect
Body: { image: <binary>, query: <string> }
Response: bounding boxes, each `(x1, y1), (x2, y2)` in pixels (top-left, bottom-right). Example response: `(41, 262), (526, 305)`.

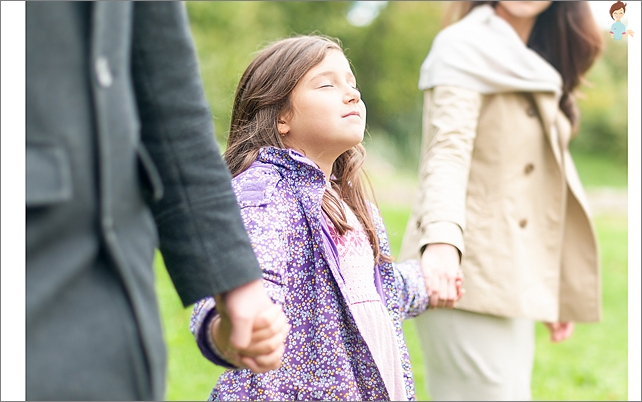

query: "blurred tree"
(186, 1), (627, 171)
(345, 1), (444, 169)
(572, 32), (628, 165)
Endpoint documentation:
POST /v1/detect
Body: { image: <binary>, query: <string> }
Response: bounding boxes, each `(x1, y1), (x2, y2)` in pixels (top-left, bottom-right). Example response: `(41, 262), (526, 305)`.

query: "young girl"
(190, 35), (460, 401)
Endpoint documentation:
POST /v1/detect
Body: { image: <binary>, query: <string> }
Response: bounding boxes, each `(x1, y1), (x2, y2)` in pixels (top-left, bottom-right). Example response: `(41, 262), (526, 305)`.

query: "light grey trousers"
(414, 308), (535, 401)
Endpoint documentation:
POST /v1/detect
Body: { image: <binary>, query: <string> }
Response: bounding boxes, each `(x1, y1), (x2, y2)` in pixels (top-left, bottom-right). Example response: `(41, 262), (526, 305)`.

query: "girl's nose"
(345, 86), (361, 103)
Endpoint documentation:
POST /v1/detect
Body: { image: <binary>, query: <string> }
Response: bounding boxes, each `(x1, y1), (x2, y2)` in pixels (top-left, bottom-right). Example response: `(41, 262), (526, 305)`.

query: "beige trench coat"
(399, 86), (601, 323)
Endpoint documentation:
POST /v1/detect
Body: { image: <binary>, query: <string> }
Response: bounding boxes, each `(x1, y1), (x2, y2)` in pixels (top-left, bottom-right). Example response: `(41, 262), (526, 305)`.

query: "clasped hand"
(212, 279), (291, 373)
(421, 243), (465, 309)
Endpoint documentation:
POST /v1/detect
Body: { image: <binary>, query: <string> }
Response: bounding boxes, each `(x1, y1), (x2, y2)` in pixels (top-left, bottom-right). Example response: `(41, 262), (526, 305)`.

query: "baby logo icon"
(610, 1), (634, 39)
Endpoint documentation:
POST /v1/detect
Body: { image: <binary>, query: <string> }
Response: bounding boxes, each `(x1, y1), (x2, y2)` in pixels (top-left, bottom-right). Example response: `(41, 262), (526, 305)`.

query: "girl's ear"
(277, 117), (290, 136)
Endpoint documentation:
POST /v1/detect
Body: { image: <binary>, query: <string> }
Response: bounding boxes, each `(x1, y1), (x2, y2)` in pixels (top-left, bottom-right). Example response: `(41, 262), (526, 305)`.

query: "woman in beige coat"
(399, 2), (604, 400)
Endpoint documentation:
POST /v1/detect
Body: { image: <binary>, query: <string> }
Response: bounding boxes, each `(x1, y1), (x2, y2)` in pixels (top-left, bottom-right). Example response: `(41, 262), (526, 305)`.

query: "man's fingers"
(250, 317), (290, 345)
(228, 313), (253, 351)
(252, 304), (287, 331)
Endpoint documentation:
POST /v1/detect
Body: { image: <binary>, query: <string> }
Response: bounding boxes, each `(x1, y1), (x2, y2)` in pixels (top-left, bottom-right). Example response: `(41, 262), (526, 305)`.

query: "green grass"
(570, 151), (628, 189)
(156, 209), (627, 401)
(154, 252), (225, 401)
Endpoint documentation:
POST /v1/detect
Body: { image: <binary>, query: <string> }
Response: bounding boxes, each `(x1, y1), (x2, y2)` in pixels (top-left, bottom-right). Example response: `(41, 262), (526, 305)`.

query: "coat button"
(524, 163), (534, 174)
(519, 219), (528, 228)
(95, 56), (113, 88)
(526, 107), (537, 117)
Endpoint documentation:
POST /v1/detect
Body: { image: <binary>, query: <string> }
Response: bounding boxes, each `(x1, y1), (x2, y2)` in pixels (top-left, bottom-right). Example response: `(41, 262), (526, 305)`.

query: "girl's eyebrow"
(309, 70), (356, 82)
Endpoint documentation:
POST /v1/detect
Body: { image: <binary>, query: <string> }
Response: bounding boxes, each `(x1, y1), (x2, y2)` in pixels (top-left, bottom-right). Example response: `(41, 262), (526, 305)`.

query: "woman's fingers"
(421, 243), (462, 309)
(427, 266), (459, 308)
(543, 321), (574, 343)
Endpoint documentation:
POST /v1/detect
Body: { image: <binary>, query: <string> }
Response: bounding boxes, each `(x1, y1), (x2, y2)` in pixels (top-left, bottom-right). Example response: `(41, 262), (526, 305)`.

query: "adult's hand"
(421, 243), (463, 309)
(214, 279), (290, 372)
(543, 321), (574, 343)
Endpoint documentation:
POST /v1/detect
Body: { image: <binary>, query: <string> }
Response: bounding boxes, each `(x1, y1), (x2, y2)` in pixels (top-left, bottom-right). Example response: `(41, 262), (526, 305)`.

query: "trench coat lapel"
(532, 92), (563, 167)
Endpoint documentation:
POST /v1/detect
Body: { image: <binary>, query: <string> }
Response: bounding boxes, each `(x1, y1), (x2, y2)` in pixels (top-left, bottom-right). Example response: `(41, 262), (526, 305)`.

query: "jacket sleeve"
(415, 86), (483, 257)
(190, 297), (236, 368)
(393, 260), (429, 320)
(190, 176), (289, 365)
(130, 2), (261, 306)
(370, 203), (429, 320)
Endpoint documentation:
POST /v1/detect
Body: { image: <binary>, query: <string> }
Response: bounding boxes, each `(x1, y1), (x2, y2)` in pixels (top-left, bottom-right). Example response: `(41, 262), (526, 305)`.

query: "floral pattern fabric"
(190, 147), (429, 401)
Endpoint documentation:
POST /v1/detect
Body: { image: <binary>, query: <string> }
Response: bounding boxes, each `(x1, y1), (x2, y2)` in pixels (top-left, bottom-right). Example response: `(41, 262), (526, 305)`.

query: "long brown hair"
(224, 35), (387, 263)
(443, 1), (604, 131)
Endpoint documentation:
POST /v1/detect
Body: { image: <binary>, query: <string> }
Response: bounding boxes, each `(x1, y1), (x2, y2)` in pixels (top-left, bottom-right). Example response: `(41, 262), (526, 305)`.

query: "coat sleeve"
(190, 173), (289, 365)
(414, 86), (483, 257)
(130, 2), (261, 306)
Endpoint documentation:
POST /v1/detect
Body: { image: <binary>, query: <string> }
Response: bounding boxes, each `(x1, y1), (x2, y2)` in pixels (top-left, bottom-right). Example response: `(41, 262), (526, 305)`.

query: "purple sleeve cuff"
(196, 308), (237, 369)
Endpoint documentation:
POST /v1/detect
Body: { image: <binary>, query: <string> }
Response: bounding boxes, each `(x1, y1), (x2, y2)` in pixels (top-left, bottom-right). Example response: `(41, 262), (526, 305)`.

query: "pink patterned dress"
(326, 200), (408, 401)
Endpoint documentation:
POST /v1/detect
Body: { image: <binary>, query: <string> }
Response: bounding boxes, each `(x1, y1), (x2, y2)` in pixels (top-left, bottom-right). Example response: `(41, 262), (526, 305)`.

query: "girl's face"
(278, 50), (366, 176)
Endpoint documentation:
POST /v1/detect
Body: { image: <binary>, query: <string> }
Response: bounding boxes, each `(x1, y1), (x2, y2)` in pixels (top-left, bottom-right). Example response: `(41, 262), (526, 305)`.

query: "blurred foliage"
(572, 32), (628, 164)
(186, 1), (628, 171)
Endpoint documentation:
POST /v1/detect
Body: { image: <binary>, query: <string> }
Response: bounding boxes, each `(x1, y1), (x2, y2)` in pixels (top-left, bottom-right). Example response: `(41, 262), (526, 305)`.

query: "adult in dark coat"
(26, 2), (286, 400)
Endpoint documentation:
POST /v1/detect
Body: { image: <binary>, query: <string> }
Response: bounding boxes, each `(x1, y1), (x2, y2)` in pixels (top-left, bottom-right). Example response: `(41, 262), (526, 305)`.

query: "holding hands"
(213, 279), (291, 373)
(421, 243), (465, 309)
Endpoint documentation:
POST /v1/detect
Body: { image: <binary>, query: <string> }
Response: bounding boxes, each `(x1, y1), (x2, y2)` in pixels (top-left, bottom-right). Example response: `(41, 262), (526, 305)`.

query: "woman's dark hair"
(443, 2), (604, 131)
(224, 35), (387, 263)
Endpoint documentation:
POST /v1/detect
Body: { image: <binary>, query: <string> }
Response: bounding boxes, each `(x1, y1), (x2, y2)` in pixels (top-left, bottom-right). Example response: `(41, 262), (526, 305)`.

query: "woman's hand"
(421, 243), (465, 309)
(543, 321), (574, 343)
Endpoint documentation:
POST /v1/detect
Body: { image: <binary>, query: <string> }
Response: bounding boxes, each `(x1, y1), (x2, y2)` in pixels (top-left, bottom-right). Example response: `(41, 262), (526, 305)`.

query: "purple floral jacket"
(191, 147), (429, 401)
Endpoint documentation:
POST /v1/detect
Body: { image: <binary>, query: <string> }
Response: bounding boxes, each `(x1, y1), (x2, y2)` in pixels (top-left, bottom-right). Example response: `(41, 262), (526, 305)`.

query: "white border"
(1, 1), (26, 401)
(4, 2), (639, 401)
(626, 1), (641, 400)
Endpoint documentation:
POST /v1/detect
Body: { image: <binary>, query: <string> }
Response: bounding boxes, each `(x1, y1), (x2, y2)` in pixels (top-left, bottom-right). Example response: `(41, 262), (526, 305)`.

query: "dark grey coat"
(26, 2), (261, 400)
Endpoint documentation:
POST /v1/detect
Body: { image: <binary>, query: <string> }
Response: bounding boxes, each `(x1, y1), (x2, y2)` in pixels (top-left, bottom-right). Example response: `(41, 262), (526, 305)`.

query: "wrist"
(207, 314), (236, 367)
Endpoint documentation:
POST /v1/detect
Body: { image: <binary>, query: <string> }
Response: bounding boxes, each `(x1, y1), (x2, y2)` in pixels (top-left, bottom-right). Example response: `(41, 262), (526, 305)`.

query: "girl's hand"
(421, 243), (464, 309)
(543, 321), (574, 343)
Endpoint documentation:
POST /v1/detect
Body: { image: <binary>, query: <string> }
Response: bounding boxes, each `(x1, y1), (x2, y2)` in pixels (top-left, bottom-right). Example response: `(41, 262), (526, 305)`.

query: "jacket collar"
(257, 146), (328, 208)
